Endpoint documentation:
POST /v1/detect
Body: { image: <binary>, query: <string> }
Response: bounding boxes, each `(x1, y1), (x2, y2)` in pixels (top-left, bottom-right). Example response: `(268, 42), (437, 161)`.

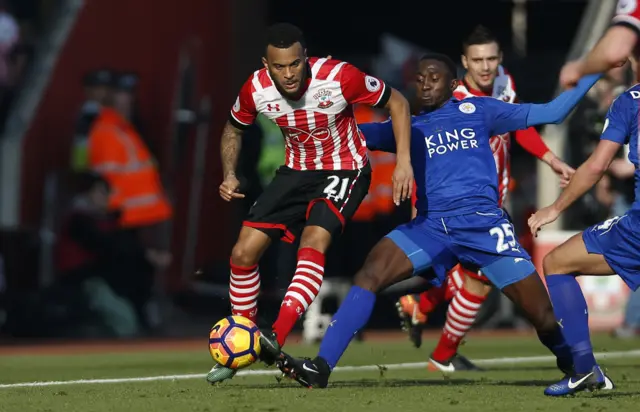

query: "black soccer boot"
(278, 353), (331, 388)
(258, 330), (283, 366)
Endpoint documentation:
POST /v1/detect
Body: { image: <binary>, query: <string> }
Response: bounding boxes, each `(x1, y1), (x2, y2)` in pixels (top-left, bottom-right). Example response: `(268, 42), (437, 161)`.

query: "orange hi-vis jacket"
(352, 104), (395, 221)
(88, 108), (172, 228)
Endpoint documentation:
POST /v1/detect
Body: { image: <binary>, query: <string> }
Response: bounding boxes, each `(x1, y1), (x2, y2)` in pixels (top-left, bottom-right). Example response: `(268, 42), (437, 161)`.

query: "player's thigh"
(354, 237), (415, 292)
(305, 165), (372, 242)
(244, 167), (308, 243)
(543, 232), (614, 276)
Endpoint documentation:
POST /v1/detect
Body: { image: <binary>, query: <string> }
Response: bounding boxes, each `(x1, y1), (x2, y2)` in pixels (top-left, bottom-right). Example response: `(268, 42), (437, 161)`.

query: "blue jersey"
(362, 97), (531, 217)
(600, 84), (640, 211)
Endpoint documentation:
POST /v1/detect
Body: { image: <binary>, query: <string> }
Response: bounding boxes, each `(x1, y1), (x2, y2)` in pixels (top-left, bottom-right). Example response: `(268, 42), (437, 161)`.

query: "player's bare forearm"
(385, 88), (412, 162)
(551, 162), (603, 213)
(220, 121), (243, 178)
(581, 26), (637, 74)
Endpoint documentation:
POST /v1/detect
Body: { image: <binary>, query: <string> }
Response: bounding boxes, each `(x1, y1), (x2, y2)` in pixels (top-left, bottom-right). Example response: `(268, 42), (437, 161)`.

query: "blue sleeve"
(600, 93), (632, 145)
(526, 73), (602, 126)
(481, 98), (531, 136)
(360, 120), (397, 153)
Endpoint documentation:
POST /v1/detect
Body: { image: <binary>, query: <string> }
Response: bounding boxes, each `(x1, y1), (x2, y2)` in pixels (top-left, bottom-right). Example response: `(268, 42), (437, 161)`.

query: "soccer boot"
(544, 365), (610, 396)
(396, 295), (427, 348)
(278, 353), (331, 388)
(258, 330), (284, 366)
(206, 363), (236, 384)
(555, 360), (614, 391)
(427, 353), (484, 372)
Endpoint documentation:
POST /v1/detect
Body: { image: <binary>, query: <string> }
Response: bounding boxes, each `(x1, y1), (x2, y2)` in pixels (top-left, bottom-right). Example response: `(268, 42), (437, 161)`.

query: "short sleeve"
(601, 94), (632, 145)
(229, 76), (257, 129)
(340, 63), (391, 108)
(480, 98), (531, 136)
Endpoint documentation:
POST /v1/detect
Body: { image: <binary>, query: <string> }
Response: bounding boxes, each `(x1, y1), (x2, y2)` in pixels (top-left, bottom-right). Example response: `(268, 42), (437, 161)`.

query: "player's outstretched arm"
(219, 121), (246, 202)
(528, 140), (621, 235)
(384, 88), (414, 205)
(526, 74), (602, 127)
(561, 26), (636, 89)
(486, 74), (602, 137)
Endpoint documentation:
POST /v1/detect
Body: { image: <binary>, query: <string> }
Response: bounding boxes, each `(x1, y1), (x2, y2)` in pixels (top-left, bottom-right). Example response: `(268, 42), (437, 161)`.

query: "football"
(209, 315), (261, 369)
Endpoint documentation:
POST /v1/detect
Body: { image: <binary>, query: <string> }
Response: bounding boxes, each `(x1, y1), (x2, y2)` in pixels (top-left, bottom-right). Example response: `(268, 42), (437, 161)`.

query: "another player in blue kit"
(273, 54), (606, 392)
(528, 84), (640, 396)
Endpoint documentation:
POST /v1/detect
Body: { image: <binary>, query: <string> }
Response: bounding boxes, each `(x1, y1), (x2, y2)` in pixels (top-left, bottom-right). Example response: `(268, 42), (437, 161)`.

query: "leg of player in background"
(207, 225), (272, 384)
(428, 269), (489, 372)
(541, 233), (616, 396)
(277, 237), (416, 388)
(396, 268), (456, 348)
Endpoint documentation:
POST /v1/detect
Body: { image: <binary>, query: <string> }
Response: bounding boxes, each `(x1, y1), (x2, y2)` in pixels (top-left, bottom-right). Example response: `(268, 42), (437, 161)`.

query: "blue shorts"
(386, 208), (535, 290)
(582, 213), (640, 291)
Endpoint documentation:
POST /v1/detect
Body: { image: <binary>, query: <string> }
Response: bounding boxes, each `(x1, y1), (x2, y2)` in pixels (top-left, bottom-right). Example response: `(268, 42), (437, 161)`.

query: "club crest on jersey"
(313, 88), (334, 109)
(459, 102), (476, 114)
(365, 75), (381, 92)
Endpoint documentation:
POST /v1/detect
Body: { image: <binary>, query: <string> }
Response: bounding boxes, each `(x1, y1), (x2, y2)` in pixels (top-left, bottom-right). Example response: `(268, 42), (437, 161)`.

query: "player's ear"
(461, 54), (468, 70)
(304, 48), (308, 61)
(498, 51), (503, 64)
(450, 78), (459, 91)
(261, 56), (268, 70)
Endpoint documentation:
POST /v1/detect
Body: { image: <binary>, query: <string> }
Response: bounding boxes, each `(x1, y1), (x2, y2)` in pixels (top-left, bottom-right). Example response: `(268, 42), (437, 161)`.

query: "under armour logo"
(249, 308), (257, 317)
(557, 318), (564, 329)
(267, 103), (280, 112)
(329, 320), (337, 327)
(283, 299), (293, 307)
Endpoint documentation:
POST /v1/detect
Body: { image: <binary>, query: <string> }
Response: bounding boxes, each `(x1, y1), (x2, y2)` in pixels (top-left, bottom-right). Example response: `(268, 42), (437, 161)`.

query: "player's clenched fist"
(219, 173), (245, 202)
(559, 60), (584, 89)
(528, 205), (560, 237)
(392, 160), (414, 206)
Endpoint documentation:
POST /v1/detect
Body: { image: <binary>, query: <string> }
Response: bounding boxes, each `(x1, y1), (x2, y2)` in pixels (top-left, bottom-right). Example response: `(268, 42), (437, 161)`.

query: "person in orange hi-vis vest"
(88, 77), (172, 229)
(87, 73), (173, 332)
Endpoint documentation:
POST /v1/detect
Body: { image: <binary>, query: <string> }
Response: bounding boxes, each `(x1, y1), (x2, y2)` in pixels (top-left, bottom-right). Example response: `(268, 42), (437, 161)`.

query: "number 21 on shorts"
(489, 223), (517, 253)
(324, 175), (350, 202)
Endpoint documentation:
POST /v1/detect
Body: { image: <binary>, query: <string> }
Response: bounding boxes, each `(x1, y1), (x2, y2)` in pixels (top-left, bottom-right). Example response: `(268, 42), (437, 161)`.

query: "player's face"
(415, 60), (457, 110)
(461, 42), (502, 91)
(263, 42), (308, 99)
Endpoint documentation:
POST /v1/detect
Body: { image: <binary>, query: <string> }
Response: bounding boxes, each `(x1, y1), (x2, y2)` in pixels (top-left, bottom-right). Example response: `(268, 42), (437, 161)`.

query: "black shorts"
(244, 164), (372, 242)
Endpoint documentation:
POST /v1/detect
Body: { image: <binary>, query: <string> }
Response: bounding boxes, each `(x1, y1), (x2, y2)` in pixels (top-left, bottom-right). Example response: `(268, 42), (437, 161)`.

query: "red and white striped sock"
(272, 247), (325, 346)
(229, 261), (261, 323)
(431, 286), (486, 362)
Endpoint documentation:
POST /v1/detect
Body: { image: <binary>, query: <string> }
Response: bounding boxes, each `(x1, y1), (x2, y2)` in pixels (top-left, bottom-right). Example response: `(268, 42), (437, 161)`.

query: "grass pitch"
(0, 333), (638, 412)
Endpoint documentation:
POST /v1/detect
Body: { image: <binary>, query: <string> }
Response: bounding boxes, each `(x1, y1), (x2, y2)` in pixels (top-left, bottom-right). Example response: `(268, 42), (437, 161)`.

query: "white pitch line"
(1, 349), (639, 389)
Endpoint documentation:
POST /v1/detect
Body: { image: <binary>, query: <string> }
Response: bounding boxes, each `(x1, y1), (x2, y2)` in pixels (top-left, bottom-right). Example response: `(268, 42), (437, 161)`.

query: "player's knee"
(299, 225), (332, 252)
(353, 263), (385, 293)
(542, 249), (569, 276)
(463, 275), (489, 296)
(230, 240), (260, 267)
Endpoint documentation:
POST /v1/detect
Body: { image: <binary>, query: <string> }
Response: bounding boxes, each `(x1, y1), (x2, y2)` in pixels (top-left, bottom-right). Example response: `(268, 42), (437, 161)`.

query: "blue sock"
(546, 274), (596, 374)
(318, 286), (376, 369)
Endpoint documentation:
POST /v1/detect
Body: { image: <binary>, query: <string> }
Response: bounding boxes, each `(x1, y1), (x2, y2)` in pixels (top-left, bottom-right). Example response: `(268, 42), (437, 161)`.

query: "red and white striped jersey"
(453, 65), (517, 206)
(229, 57), (390, 171)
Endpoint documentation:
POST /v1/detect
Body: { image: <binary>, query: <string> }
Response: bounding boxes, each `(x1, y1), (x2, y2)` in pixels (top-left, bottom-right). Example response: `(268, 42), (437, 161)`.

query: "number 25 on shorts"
(490, 223), (517, 253)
